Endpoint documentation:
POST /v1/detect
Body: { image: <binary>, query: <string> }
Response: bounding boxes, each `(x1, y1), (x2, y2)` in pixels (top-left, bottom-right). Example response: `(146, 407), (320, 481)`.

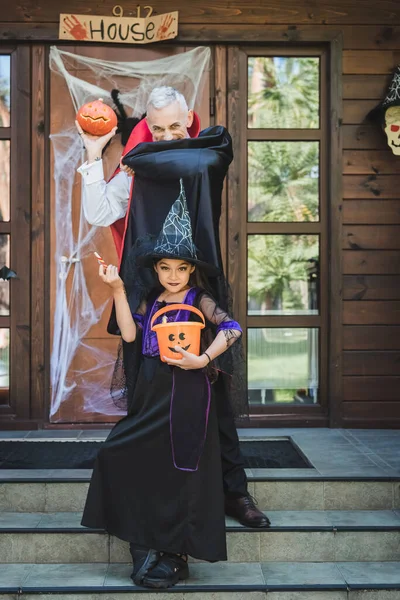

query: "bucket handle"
(151, 303), (205, 330)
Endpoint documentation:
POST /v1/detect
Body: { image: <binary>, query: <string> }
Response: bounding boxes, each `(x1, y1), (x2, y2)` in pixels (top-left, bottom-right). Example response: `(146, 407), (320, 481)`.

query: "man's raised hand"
(75, 120), (117, 164)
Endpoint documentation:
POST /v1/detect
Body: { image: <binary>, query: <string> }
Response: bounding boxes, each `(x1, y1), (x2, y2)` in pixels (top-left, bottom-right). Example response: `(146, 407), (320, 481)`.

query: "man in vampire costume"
(76, 86), (270, 528)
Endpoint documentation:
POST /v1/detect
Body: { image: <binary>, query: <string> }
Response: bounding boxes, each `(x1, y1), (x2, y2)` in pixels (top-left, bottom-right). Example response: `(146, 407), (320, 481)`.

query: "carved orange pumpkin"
(76, 98), (117, 136)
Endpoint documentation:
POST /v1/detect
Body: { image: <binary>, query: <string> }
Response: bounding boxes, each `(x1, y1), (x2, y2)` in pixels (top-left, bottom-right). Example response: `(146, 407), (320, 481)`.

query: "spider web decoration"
(48, 46), (211, 419)
(383, 67), (400, 106)
(154, 179), (198, 259)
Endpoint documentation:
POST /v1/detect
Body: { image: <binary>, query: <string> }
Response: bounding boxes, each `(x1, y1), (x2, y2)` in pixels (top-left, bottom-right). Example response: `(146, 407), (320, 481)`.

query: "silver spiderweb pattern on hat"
(383, 67), (400, 107)
(153, 179), (198, 259)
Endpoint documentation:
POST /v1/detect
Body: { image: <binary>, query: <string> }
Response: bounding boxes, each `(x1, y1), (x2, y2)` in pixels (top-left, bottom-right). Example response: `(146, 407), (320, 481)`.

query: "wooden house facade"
(0, 0), (399, 429)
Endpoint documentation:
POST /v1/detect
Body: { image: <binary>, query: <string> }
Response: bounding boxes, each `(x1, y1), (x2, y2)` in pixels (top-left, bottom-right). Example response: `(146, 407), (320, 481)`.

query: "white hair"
(147, 86), (188, 112)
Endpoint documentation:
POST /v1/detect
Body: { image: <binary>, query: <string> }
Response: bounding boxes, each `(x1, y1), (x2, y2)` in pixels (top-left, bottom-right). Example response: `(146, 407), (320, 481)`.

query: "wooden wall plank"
(1, 1), (400, 25)
(343, 351), (400, 375)
(343, 200), (400, 224)
(342, 401), (400, 420)
(343, 376), (400, 401)
(227, 46), (245, 323)
(344, 300), (400, 324)
(179, 24), (400, 48)
(343, 225), (400, 249)
(344, 325), (400, 349)
(215, 45), (227, 274)
(343, 125), (387, 150)
(343, 100), (379, 124)
(341, 26), (400, 50)
(2, 24), (400, 49)
(31, 45), (47, 422)
(343, 151), (400, 175)
(328, 27), (343, 427)
(343, 250), (400, 274)
(343, 275), (400, 300)
(343, 175), (400, 199)
(343, 50), (400, 74)
(343, 75), (392, 100)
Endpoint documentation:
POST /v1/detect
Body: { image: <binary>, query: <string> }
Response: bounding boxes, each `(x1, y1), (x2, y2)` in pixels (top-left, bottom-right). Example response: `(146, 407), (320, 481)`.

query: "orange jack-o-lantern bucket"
(151, 303), (205, 363)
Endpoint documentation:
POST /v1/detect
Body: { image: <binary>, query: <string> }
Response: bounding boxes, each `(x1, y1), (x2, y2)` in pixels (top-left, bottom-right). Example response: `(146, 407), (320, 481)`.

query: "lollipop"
(94, 251), (108, 269)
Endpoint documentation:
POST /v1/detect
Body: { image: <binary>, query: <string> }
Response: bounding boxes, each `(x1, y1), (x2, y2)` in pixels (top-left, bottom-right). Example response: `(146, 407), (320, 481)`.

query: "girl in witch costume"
(81, 180), (243, 589)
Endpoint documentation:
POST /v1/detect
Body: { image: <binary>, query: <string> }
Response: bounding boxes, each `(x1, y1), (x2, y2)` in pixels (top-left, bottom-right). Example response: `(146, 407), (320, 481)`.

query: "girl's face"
(154, 258), (195, 293)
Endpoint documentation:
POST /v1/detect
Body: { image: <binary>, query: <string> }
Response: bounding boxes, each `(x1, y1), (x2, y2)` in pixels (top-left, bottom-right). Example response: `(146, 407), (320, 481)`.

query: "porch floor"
(0, 428), (398, 480)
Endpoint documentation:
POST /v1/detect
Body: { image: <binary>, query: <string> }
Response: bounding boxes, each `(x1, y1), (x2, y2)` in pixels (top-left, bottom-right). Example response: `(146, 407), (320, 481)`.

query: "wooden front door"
(49, 45), (210, 423)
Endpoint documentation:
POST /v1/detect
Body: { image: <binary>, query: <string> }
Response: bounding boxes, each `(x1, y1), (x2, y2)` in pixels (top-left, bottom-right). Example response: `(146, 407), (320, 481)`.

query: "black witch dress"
(81, 287), (241, 562)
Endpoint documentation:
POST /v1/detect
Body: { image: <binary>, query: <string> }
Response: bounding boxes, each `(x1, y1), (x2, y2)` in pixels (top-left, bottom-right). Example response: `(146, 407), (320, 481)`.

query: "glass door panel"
(228, 46), (328, 422)
(248, 56), (320, 129)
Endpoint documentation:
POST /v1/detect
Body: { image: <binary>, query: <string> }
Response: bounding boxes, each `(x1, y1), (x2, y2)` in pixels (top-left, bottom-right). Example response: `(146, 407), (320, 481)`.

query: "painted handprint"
(156, 13), (174, 40)
(63, 15), (88, 41)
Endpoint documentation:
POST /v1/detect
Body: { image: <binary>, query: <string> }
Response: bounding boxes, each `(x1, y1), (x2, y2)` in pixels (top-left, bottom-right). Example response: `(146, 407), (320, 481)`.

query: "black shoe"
(225, 494), (271, 528)
(142, 553), (189, 589)
(129, 544), (161, 586)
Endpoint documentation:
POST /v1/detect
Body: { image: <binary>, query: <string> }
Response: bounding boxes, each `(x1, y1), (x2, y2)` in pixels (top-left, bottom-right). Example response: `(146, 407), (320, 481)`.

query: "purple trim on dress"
(132, 313), (144, 328)
(216, 320), (242, 334)
(175, 287), (199, 323)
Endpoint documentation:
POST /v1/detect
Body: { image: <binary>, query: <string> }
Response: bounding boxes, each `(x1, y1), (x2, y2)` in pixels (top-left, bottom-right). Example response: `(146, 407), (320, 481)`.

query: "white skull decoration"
(384, 106), (400, 155)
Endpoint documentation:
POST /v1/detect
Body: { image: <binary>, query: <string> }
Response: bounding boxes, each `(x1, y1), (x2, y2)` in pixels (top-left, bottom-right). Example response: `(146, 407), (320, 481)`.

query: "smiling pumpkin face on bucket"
(384, 106), (400, 155)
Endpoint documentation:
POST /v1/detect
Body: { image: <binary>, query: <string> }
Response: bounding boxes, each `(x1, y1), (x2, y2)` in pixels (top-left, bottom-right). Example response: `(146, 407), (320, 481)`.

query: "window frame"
(227, 45), (332, 424)
(0, 45), (32, 419)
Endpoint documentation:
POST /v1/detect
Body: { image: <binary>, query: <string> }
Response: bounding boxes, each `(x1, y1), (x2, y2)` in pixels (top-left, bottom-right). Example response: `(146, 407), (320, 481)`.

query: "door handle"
(0, 266), (17, 280)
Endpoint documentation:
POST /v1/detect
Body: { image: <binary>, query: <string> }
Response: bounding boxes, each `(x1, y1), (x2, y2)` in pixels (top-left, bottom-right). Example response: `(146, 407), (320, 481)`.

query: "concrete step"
(1, 561), (400, 597)
(0, 511), (398, 564)
(0, 476), (399, 512)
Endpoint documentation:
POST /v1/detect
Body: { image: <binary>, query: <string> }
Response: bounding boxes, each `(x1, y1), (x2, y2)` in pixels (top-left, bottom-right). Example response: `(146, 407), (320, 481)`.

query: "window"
(228, 47), (328, 418)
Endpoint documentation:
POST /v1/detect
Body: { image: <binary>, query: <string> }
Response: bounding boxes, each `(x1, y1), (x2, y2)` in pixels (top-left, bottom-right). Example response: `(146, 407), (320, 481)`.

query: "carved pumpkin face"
(76, 99), (117, 136)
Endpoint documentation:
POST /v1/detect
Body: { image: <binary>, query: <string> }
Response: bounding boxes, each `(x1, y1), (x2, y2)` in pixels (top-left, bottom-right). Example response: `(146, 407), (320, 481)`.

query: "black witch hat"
(136, 179), (220, 276)
(368, 65), (400, 127)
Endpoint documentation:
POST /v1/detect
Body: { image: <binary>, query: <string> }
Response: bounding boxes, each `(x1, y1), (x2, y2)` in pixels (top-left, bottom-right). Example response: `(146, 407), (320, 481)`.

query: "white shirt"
(77, 159), (131, 227)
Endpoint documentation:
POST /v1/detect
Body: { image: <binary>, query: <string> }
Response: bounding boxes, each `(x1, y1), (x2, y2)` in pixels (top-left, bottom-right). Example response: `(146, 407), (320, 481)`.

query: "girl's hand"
(164, 347), (209, 370)
(99, 264), (124, 291)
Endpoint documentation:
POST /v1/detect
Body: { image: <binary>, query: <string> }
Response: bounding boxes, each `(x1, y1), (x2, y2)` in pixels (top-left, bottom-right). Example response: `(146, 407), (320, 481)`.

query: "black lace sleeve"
(198, 293), (242, 346)
(196, 290), (249, 422)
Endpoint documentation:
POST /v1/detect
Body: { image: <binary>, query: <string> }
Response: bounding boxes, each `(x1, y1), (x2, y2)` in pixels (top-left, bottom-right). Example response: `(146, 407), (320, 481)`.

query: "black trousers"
(214, 377), (248, 498)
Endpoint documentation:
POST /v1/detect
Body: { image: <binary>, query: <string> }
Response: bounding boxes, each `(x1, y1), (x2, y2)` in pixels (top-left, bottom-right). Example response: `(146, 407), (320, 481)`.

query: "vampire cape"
(108, 114), (201, 259)
(107, 123), (234, 334)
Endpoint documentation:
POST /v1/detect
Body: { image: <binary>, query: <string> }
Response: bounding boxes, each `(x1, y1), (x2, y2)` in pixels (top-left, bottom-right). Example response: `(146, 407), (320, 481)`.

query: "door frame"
(222, 43), (342, 427)
(0, 45), (33, 427)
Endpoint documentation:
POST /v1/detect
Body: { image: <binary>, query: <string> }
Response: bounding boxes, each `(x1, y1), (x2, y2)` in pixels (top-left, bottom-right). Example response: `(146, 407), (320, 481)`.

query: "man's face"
(146, 101), (194, 142)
